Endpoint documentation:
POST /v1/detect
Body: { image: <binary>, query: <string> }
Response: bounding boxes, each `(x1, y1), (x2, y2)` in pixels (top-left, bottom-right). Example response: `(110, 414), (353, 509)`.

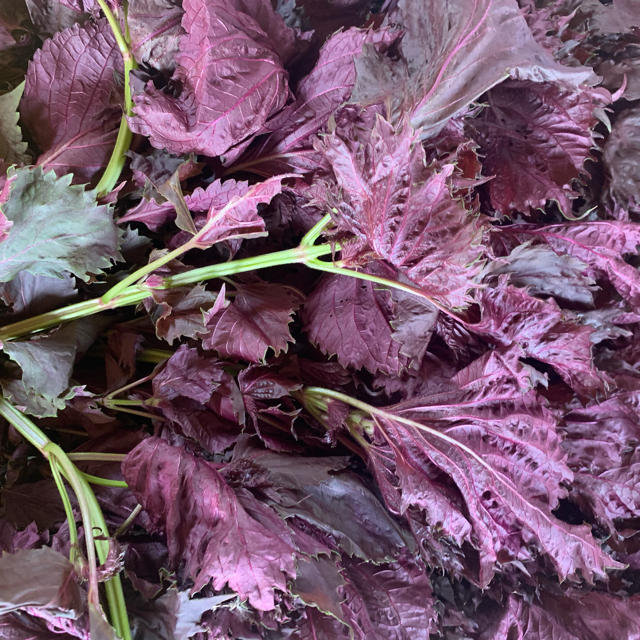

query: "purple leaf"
(303, 267), (437, 375)
(352, 0), (597, 139)
(0, 547), (84, 622)
(319, 116), (485, 308)
(483, 591), (640, 640)
(562, 392), (640, 527)
(485, 243), (597, 307)
(503, 221), (640, 307)
(21, 19), (122, 184)
(239, 27), (398, 176)
(224, 445), (407, 562)
(471, 81), (610, 215)
(122, 437), (298, 610)
(603, 106), (640, 215)
(303, 273), (404, 375)
(191, 175), (288, 249)
(128, 0), (290, 158)
(472, 279), (604, 394)
(127, 0), (184, 72)
(332, 389), (620, 586)
(144, 283), (220, 344)
(201, 280), (303, 362)
(341, 556), (436, 640)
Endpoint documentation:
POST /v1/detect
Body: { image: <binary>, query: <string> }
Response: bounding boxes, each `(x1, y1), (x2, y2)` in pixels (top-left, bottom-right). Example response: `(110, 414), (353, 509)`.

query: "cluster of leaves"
(1, 0), (640, 638)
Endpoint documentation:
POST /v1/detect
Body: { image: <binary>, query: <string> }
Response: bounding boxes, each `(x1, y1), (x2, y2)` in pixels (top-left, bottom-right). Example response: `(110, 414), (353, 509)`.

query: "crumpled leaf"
(122, 437), (298, 610)
(319, 115), (485, 308)
(127, 0), (183, 72)
(151, 344), (244, 451)
(482, 591), (640, 640)
(341, 556), (436, 640)
(303, 267), (437, 375)
(144, 283), (221, 344)
(0, 82), (29, 166)
(239, 27), (398, 175)
(502, 222), (640, 307)
(0, 167), (120, 283)
(201, 280), (303, 362)
(323, 361), (620, 586)
(351, 0), (597, 139)
(471, 80), (610, 215)
(20, 19), (122, 184)
(472, 279), (604, 394)
(0, 2), (39, 90)
(603, 106), (640, 214)
(129, 0), (290, 159)
(562, 392), (640, 528)
(24, 0), (87, 39)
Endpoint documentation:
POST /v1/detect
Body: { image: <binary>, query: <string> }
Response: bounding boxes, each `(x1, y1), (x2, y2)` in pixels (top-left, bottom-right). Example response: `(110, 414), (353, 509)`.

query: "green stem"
(79, 471), (128, 488)
(0, 244), (333, 341)
(69, 452), (127, 463)
(0, 399), (132, 640)
(95, 118), (133, 198)
(299, 213), (334, 247)
(49, 458), (81, 565)
(101, 241), (194, 303)
(94, 0), (137, 198)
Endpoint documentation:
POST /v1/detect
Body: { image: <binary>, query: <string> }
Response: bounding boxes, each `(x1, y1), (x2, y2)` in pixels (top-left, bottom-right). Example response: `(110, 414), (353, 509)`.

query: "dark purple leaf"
(21, 19), (122, 184)
(502, 222), (640, 307)
(484, 243), (597, 307)
(471, 81), (610, 215)
(122, 437), (298, 610)
(603, 106), (640, 215)
(341, 556), (436, 640)
(224, 445), (408, 562)
(201, 280), (303, 362)
(319, 116), (485, 308)
(128, 0), (290, 159)
(352, 0), (597, 138)
(0, 547), (84, 621)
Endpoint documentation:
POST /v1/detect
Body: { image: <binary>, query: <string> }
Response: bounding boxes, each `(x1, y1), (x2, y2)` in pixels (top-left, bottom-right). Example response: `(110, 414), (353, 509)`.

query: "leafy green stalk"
(0, 243), (334, 341)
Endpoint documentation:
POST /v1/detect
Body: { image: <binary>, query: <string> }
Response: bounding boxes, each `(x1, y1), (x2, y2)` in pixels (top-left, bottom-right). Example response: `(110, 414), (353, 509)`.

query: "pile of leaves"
(1, 0), (640, 637)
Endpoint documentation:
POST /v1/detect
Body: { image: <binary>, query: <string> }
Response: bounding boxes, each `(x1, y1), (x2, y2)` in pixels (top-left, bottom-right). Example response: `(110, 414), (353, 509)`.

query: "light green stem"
(80, 471), (128, 488)
(0, 244), (333, 341)
(69, 452), (127, 463)
(0, 399), (132, 640)
(101, 241), (194, 303)
(49, 458), (80, 565)
(94, 0), (137, 198)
